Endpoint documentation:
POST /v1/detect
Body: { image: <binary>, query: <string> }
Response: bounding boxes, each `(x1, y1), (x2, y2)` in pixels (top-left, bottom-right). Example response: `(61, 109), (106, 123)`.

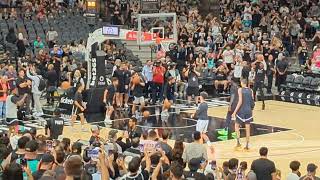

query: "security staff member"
(275, 53), (288, 93)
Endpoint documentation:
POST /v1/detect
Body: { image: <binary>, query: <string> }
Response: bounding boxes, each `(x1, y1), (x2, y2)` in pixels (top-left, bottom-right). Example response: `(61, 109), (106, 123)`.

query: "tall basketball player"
(232, 78), (255, 150)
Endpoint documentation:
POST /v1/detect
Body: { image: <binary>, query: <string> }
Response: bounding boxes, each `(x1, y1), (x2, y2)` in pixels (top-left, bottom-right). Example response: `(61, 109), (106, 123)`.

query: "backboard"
(137, 13), (177, 46)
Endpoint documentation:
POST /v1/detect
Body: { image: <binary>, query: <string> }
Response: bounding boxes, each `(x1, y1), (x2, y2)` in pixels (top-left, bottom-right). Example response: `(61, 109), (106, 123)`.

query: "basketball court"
(36, 99), (320, 175)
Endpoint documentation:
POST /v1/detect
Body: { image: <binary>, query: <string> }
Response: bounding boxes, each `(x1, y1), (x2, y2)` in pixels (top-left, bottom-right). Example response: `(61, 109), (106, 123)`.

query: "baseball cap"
(41, 153), (55, 163)
(307, 163), (318, 172)
(108, 130), (118, 139)
(25, 140), (39, 152)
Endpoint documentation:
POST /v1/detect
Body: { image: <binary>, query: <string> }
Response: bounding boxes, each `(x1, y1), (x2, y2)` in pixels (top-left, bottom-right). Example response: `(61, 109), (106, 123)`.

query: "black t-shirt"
(252, 13), (262, 28)
(106, 85), (116, 103)
(32, 169), (46, 180)
(251, 158), (276, 180)
(242, 66), (251, 79)
(266, 60), (274, 76)
(276, 60), (288, 73)
(270, 49), (279, 60)
(74, 92), (83, 104)
(132, 84), (144, 98)
(255, 68), (266, 83)
(128, 127), (142, 139)
(16, 76), (31, 95)
(113, 69), (125, 86)
(46, 117), (64, 139)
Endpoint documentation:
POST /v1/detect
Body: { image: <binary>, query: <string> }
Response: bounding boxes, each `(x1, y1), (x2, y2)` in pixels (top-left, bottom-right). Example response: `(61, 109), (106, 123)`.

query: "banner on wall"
(58, 92), (75, 119)
(89, 51), (108, 88)
(125, 31), (155, 41)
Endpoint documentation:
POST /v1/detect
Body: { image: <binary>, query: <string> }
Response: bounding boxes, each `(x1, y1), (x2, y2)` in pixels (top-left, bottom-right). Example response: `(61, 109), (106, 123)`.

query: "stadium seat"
(283, 74), (295, 89)
(299, 76), (313, 91)
(291, 75), (304, 90)
(309, 77), (320, 92)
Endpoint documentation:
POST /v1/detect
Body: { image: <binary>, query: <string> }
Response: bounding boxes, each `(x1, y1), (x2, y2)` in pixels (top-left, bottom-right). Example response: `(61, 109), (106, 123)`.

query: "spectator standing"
(142, 60), (153, 99)
(24, 140), (40, 175)
(151, 60), (165, 104)
(182, 131), (207, 163)
(266, 55), (275, 94)
(287, 160), (301, 180)
(45, 64), (58, 105)
(32, 153), (55, 180)
(26, 66), (44, 117)
(184, 62), (200, 105)
(5, 65), (17, 91)
(0, 75), (8, 118)
(251, 147), (276, 180)
(46, 27), (58, 49)
(16, 33), (26, 58)
(16, 69), (32, 115)
(275, 53), (288, 92)
(300, 163), (320, 180)
(5, 88), (27, 137)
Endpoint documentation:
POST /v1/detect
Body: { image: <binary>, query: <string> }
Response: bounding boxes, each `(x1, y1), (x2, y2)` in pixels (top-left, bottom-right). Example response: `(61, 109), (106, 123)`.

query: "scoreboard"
(140, 0), (160, 13)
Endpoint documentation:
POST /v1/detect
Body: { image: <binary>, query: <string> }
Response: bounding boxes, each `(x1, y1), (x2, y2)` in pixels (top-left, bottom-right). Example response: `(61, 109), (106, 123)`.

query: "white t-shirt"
(286, 172), (299, 180)
(223, 50), (235, 64)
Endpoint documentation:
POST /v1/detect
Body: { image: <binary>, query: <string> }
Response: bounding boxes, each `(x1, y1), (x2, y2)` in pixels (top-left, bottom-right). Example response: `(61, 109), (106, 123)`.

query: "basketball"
(132, 75), (140, 85)
(143, 110), (150, 118)
(163, 99), (171, 110)
(60, 81), (71, 90)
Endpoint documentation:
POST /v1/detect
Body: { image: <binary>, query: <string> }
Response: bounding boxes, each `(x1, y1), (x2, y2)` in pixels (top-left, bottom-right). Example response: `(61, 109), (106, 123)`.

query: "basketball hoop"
(160, 39), (175, 52)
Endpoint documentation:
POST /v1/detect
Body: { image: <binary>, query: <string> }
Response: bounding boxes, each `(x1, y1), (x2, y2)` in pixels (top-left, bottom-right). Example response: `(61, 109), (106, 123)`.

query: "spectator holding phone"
(32, 153), (54, 180)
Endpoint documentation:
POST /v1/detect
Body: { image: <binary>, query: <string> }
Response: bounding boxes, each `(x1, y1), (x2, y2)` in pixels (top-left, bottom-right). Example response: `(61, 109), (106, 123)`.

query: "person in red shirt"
(151, 60), (166, 104)
(0, 75), (8, 119)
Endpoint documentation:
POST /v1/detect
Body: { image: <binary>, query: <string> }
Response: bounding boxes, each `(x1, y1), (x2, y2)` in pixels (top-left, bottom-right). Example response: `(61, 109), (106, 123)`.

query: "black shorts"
(72, 106), (84, 116)
(6, 118), (19, 126)
(187, 86), (199, 96)
(117, 84), (128, 94)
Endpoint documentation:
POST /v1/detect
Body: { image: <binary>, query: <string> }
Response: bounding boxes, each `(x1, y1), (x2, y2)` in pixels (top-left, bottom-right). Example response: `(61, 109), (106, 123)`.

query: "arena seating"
(279, 73), (320, 106)
(0, 11), (107, 56)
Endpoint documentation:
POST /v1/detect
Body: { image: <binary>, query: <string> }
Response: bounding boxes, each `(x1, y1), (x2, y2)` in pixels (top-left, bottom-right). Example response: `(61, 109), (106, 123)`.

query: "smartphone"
(209, 160), (217, 170)
(155, 143), (162, 151)
(138, 144), (144, 152)
(87, 148), (99, 161)
(46, 140), (53, 152)
(20, 158), (27, 167)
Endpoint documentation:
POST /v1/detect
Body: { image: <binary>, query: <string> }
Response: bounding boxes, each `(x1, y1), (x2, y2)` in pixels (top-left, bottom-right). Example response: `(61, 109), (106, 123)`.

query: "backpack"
(37, 76), (46, 91)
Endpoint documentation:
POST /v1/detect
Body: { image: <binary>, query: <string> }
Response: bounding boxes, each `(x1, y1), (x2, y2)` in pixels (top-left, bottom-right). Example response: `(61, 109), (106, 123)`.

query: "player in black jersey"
(103, 77), (119, 127)
(252, 54), (266, 110)
(45, 109), (64, 139)
(71, 83), (86, 131)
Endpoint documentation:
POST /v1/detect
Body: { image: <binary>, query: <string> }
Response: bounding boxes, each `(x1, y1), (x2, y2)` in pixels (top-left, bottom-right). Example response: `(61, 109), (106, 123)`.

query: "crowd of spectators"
(1, 125), (320, 180)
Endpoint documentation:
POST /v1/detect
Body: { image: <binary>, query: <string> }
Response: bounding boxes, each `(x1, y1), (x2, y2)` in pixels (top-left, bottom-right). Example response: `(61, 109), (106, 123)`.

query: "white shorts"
(133, 96), (145, 105)
(196, 120), (209, 133)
